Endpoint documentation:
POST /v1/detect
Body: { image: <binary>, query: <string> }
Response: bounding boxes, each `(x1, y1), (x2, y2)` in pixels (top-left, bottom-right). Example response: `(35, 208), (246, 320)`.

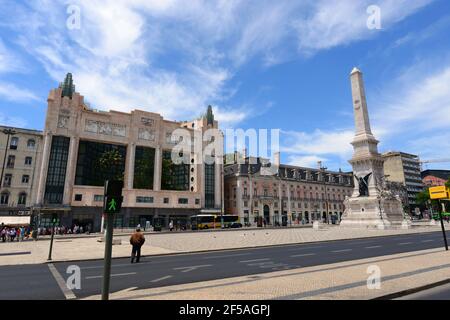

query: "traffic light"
(104, 180), (123, 214)
(51, 213), (58, 225)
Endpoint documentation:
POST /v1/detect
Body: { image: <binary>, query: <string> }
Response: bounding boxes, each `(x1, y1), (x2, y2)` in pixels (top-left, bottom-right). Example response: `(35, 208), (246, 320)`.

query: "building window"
(22, 175), (29, 184)
(136, 196), (153, 203)
(134, 146), (155, 190)
(0, 192), (9, 205)
(3, 174), (12, 187)
(195, 198), (200, 205)
(18, 193), (27, 206)
(44, 136), (70, 204)
(178, 198), (188, 204)
(75, 140), (126, 186)
(10, 137), (18, 150)
(161, 150), (189, 191)
(25, 157), (32, 165)
(244, 201), (248, 207)
(205, 162), (215, 208)
(27, 139), (35, 149)
(93, 195), (104, 202)
(74, 194), (83, 201)
(163, 198), (169, 204)
(6, 155), (15, 168)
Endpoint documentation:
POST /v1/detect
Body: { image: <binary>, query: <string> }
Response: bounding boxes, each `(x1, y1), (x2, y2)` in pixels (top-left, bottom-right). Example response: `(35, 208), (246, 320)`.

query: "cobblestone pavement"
(82, 248), (450, 300)
(0, 224), (445, 266)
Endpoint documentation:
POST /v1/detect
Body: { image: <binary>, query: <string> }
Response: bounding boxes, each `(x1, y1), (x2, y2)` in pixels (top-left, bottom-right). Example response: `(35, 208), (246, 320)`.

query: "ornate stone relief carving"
(85, 119), (126, 137)
(138, 128), (155, 141)
(141, 117), (155, 127)
(57, 115), (70, 128)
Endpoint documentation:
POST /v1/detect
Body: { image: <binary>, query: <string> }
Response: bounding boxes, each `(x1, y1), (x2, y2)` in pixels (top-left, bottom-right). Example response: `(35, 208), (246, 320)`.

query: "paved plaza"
(0, 224), (446, 266)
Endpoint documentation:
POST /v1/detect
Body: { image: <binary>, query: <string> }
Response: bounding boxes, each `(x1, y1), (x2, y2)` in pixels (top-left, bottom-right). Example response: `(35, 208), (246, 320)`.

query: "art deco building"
(224, 153), (353, 226)
(34, 74), (223, 231)
(0, 126), (43, 220)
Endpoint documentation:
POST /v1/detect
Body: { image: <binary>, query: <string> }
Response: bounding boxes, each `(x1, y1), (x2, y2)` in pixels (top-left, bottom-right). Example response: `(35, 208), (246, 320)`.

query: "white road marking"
(48, 263), (77, 300)
(287, 246), (324, 251)
(247, 262), (274, 266)
(331, 249), (352, 253)
(173, 264), (212, 273)
(239, 258), (270, 263)
(85, 272), (136, 280)
(150, 275), (173, 283)
(398, 242), (413, 245)
(290, 253), (316, 257)
(202, 253), (251, 260)
(421, 239), (434, 243)
(365, 245), (382, 249)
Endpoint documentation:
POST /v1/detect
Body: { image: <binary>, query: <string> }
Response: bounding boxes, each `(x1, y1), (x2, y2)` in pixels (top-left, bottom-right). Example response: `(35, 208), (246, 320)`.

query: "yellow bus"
(190, 214), (240, 230)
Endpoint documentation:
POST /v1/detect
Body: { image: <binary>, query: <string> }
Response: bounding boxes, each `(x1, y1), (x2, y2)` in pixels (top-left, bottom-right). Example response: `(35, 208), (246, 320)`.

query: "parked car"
(230, 222), (243, 228)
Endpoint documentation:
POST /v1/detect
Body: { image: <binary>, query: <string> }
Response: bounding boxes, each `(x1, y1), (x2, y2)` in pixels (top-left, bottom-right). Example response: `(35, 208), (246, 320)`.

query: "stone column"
(153, 146), (161, 191)
(126, 143), (135, 190)
(36, 132), (52, 205)
(214, 162), (221, 209)
(63, 136), (79, 205)
(236, 178), (243, 222)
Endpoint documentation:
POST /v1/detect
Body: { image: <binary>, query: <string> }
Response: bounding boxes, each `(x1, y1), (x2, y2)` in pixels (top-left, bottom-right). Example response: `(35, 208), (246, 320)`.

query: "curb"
(372, 278), (450, 300)
(32, 225), (314, 242)
(43, 229), (448, 265)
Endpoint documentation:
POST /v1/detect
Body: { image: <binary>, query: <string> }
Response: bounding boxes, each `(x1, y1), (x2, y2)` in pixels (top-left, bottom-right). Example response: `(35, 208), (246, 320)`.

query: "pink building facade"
(224, 156), (353, 226)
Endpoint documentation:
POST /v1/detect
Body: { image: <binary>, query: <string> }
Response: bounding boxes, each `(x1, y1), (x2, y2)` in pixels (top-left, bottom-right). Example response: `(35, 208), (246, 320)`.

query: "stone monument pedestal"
(340, 196), (404, 229)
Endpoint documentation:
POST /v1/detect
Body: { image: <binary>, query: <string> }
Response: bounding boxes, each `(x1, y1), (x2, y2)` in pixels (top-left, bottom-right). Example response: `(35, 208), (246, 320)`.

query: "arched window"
(10, 137), (18, 149)
(18, 193), (27, 206)
(0, 192), (9, 205)
(27, 139), (36, 148)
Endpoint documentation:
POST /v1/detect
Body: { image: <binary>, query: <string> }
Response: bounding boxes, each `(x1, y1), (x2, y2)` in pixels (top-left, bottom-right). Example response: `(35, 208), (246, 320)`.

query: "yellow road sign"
(429, 186), (449, 200)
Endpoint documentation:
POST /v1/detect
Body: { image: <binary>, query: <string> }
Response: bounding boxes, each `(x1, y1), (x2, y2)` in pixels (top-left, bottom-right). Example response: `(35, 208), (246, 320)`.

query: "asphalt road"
(0, 230), (449, 300)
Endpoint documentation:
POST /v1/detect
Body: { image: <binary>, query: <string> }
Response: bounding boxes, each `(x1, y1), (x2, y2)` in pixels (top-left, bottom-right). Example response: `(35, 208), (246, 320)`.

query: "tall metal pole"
(0, 129), (15, 188)
(101, 213), (114, 300)
(47, 223), (55, 260)
(438, 200), (448, 251)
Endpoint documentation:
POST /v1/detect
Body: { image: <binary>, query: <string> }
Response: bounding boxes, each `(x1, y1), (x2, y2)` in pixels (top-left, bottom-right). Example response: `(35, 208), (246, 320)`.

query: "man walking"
(130, 228), (145, 263)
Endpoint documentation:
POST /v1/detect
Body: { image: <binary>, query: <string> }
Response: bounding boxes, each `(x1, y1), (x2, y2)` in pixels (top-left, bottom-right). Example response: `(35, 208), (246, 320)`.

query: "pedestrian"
(16, 228), (20, 242)
(1, 228), (6, 242)
(9, 229), (16, 242)
(169, 220), (174, 232)
(129, 228), (145, 263)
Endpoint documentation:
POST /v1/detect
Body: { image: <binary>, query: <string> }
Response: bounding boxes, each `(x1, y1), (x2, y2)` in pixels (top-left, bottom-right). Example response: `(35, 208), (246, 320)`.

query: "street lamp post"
(0, 128), (16, 188)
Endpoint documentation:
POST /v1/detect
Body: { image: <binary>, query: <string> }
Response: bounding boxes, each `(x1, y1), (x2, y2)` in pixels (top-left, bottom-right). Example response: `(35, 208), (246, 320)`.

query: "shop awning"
(0, 216), (31, 226)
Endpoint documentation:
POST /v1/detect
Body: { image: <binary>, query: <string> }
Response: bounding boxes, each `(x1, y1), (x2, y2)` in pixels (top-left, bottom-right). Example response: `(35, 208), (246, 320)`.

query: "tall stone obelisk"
(340, 68), (405, 228)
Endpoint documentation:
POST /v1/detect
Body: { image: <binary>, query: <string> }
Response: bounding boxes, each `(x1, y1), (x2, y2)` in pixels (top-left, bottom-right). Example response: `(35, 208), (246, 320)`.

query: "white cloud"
(281, 129), (354, 157)
(2, 0), (431, 125)
(0, 82), (40, 102)
(287, 154), (328, 168)
(372, 65), (450, 136)
(0, 112), (28, 128)
(293, 0), (433, 55)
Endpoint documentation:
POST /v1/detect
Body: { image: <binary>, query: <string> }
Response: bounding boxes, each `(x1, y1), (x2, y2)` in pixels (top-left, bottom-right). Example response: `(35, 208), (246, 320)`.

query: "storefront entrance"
(263, 205), (270, 224)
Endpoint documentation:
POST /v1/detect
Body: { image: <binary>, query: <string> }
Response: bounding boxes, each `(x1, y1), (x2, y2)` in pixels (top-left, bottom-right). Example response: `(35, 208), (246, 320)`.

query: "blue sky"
(0, 0), (449, 171)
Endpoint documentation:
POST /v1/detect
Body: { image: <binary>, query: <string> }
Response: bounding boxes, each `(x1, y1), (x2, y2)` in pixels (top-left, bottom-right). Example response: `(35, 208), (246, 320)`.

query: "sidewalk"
(82, 247), (450, 300)
(0, 224), (445, 266)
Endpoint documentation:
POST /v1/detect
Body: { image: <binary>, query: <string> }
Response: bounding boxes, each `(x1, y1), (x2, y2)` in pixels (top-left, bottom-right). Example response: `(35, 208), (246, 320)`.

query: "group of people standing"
(0, 226), (30, 242)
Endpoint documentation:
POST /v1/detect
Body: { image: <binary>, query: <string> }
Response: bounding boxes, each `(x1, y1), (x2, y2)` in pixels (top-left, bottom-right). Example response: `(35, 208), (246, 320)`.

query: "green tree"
(416, 187), (441, 214)
(94, 149), (124, 183)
